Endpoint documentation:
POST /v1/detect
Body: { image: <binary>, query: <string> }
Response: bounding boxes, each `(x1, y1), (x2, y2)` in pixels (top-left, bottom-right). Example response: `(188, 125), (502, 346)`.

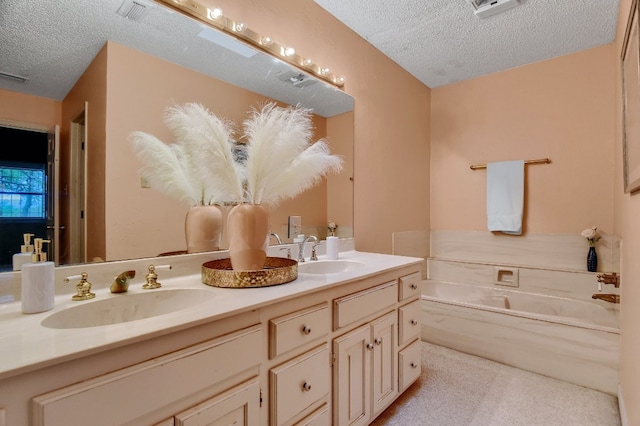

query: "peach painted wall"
(61, 44), (108, 263)
(103, 42), (331, 260)
(614, 0), (640, 423)
(206, 0), (432, 254)
(0, 89), (60, 130)
(431, 45), (616, 236)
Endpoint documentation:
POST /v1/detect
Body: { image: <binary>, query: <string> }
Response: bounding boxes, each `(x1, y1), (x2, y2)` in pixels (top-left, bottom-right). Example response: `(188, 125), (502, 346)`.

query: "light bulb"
(284, 47), (296, 57)
(261, 36), (273, 46)
(234, 22), (245, 32)
(336, 75), (345, 85)
(208, 8), (223, 19)
(320, 67), (331, 75)
(302, 58), (313, 66)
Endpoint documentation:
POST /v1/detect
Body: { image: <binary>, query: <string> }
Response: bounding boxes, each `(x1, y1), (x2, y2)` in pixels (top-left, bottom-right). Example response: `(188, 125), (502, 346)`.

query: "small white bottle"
(12, 233), (34, 271)
(326, 236), (339, 260)
(21, 238), (55, 314)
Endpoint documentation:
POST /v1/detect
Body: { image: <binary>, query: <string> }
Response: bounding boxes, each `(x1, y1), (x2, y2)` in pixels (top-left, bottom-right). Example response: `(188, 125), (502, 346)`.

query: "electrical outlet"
(288, 216), (301, 238)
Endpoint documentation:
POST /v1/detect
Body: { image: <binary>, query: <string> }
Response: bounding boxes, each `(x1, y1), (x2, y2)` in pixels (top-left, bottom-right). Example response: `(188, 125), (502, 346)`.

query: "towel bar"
(470, 158), (551, 170)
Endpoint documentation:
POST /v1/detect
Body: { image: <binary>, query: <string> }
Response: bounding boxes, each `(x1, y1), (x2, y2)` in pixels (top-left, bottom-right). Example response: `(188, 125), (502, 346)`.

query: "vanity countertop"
(0, 250), (422, 381)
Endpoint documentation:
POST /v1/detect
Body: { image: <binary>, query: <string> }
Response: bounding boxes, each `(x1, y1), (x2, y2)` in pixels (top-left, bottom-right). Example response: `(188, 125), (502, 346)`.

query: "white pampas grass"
(130, 101), (342, 207)
(243, 103), (342, 204)
(130, 132), (200, 206)
(130, 103), (243, 206)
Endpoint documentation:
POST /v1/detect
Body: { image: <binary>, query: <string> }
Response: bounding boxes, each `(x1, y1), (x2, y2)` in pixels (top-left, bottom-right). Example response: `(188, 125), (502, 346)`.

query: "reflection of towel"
(487, 160), (524, 235)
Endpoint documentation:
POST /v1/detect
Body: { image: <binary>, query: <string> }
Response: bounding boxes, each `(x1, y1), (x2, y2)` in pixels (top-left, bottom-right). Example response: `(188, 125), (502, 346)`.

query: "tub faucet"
(592, 293), (620, 304)
(110, 270), (136, 293)
(297, 235), (318, 263)
(596, 272), (619, 288)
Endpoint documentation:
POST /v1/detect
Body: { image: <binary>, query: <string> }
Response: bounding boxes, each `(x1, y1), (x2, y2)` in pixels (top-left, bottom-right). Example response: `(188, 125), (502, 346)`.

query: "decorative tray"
(201, 257), (298, 288)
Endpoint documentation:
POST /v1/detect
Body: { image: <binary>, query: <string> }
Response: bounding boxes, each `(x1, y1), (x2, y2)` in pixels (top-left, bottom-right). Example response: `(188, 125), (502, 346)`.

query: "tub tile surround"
(430, 230), (620, 273)
(423, 230), (621, 396)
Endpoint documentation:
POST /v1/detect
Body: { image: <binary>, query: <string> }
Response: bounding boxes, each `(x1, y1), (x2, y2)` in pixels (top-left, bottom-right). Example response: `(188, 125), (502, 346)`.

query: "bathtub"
(421, 280), (620, 395)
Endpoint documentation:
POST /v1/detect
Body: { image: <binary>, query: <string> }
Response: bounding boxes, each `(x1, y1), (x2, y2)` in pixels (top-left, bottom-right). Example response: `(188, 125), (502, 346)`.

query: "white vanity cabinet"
(0, 252), (422, 426)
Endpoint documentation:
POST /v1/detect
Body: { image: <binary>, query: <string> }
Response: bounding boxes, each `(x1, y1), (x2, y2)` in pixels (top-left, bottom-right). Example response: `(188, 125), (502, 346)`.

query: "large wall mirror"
(0, 0), (354, 271)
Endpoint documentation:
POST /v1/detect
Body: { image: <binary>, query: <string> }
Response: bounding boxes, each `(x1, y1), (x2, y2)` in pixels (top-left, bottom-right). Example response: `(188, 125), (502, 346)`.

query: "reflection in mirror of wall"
(0, 0), (354, 271)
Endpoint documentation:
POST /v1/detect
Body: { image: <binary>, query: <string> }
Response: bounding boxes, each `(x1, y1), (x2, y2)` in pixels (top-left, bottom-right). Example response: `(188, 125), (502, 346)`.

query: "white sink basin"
(41, 288), (212, 329)
(298, 260), (365, 275)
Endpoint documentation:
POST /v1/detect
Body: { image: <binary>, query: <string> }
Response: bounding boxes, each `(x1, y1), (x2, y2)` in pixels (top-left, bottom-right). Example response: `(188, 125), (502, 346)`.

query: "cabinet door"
(371, 312), (397, 415)
(334, 324), (371, 426)
(174, 377), (260, 426)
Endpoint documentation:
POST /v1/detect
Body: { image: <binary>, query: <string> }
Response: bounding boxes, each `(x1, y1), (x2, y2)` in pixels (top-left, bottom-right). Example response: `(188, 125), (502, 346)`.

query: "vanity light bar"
(157, 0), (346, 88)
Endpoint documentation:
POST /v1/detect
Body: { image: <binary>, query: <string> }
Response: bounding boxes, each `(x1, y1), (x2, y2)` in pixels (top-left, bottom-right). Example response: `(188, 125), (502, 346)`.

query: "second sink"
(298, 260), (365, 275)
(41, 288), (212, 329)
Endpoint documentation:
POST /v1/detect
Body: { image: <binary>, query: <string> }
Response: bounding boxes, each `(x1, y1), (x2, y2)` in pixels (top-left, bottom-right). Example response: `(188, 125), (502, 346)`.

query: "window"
(0, 164), (46, 218)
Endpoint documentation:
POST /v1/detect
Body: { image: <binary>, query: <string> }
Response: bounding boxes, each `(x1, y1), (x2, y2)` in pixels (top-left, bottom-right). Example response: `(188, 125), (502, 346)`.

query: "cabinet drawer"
(334, 280), (398, 330)
(270, 344), (330, 426)
(270, 303), (330, 359)
(173, 377), (260, 425)
(398, 272), (421, 301)
(294, 403), (330, 426)
(398, 300), (421, 346)
(32, 325), (262, 426)
(399, 339), (421, 391)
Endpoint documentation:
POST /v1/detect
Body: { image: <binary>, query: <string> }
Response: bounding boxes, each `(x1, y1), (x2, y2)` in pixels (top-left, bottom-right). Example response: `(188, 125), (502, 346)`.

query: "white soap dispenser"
(21, 238), (55, 314)
(12, 233), (35, 271)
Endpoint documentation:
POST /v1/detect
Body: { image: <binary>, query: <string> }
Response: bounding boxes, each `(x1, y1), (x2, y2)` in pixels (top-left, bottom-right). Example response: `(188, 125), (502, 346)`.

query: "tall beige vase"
(185, 205), (223, 253)
(227, 203), (269, 270)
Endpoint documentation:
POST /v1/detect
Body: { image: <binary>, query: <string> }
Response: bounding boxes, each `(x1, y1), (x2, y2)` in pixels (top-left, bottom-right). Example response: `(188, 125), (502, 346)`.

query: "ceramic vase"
(184, 205), (223, 253)
(587, 246), (598, 272)
(227, 203), (270, 270)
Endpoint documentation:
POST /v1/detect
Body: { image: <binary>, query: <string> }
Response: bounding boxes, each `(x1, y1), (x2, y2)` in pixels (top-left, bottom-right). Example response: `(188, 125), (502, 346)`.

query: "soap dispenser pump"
(12, 233), (34, 271)
(21, 238), (55, 314)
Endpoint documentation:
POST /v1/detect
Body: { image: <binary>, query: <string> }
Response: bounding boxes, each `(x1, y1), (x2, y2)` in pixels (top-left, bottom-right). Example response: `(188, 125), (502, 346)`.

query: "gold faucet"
(143, 265), (162, 289)
(597, 272), (619, 288)
(592, 293), (620, 304)
(110, 270), (136, 293)
(65, 273), (96, 301)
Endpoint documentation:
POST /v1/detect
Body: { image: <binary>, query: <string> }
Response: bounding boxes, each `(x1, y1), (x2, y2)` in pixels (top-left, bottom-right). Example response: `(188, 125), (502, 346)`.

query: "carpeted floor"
(371, 341), (621, 426)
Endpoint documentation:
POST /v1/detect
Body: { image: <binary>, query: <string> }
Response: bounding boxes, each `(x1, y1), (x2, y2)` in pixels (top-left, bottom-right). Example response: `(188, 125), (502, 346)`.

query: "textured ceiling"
(0, 0), (353, 117)
(313, 0), (621, 88)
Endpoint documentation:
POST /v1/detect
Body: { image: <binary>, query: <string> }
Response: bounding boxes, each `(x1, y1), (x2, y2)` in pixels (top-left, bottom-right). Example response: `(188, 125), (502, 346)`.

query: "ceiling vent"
(117, 0), (149, 21)
(275, 70), (318, 88)
(0, 71), (29, 83)
(465, 0), (522, 19)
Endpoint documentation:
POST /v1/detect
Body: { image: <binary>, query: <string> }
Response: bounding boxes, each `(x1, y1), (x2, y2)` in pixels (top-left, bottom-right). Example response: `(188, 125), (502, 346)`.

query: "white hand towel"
(486, 160), (524, 235)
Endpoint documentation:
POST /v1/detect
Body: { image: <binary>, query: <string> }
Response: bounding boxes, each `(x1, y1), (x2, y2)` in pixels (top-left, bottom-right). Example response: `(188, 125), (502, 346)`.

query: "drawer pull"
(302, 382), (312, 392)
(374, 338), (382, 345)
(302, 325), (312, 335)
(410, 319), (418, 326)
(410, 283), (418, 290)
(366, 343), (374, 351)
(410, 362), (419, 369)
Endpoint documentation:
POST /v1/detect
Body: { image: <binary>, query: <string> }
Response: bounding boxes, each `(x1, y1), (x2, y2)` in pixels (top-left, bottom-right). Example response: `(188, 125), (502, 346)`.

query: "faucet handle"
(142, 264), (171, 289)
(310, 242), (323, 261)
(279, 247), (292, 259)
(65, 272), (96, 301)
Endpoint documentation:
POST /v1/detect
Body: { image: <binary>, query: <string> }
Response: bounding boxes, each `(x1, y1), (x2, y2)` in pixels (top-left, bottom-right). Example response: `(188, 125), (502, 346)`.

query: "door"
(69, 105), (87, 264)
(46, 125), (60, 264)
(371, 312), (397, 415)
(334, 324), (371, 426)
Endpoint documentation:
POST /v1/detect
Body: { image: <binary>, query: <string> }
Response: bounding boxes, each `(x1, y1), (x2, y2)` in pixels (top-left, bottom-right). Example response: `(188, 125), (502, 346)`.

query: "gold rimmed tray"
(201, 257), (298, 288)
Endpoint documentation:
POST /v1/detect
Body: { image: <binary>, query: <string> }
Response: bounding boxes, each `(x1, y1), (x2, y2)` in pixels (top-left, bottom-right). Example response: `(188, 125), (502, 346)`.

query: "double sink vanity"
(0, 244), (423, 425)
